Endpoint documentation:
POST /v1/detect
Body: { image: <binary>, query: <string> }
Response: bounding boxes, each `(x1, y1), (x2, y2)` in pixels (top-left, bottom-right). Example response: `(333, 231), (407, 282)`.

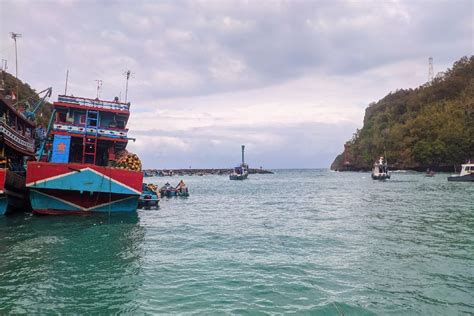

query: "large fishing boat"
(26, 94), (143, 215)
(0, 95), (37, 215)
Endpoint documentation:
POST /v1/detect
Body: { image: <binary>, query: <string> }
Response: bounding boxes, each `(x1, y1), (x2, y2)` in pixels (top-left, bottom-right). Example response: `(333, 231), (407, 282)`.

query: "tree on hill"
(1, 71), (53, 127)
(331, 56), (474, 172)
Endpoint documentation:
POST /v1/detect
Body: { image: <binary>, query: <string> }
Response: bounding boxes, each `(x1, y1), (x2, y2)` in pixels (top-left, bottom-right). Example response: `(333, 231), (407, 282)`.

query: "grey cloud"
(2, 0), (472, 100)
(1, 0), (472, 168)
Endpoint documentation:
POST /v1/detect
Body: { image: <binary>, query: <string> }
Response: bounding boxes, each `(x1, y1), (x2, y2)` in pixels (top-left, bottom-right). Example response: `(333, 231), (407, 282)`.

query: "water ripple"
(0, 170), (472, 314)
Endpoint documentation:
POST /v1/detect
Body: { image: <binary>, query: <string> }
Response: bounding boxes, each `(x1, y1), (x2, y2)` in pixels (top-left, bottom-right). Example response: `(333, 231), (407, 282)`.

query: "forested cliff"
(1, 71), (53, 126)
(331, 56), (474, 172)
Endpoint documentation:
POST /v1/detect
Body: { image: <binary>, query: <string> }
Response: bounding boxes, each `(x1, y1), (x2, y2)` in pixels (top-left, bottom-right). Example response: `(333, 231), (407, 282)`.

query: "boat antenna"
(123, 70), (134, 103)
(64, 69), (69, 95)
(95, 79), (102, 99)
(10, 32), (21, 100)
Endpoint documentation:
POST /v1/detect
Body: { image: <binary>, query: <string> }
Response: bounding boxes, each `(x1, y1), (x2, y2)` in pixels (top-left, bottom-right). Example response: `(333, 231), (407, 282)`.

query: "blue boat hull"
(29, 190), (139, 215)
(0, 196), (7, 215)
(26, 162), (143, 215)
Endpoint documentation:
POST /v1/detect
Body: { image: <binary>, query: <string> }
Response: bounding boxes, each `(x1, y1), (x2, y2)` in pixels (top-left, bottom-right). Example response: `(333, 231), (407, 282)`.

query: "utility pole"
(10, 32), (21, 99)
(95, 79), (102, 99)
(428, 56), (434, 82)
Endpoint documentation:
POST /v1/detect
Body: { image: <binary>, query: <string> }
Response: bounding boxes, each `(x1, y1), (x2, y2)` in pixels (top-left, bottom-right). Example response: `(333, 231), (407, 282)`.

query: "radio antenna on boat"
(64, 69), (69, 95)
(95, 79), (103, 99)
(123, 70), (134, 103)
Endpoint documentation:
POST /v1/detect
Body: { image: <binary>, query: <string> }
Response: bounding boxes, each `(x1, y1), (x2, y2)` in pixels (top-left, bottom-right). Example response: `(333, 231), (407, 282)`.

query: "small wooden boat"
(448, 163), (474, 182)
(160, 182), (177, 197)
(177, 189), (189, 197)
(176, 180), (189, 197)
(425, 169), (435, 177)
(138, 183), (160, 209)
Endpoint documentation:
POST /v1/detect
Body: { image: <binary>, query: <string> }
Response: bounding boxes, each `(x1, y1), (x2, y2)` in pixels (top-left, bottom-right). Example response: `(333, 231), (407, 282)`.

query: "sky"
(0, 0), (473, 168)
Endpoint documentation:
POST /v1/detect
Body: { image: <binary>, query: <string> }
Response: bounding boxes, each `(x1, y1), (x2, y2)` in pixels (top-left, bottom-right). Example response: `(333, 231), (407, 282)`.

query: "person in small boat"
(176, 180), (188, 194)
(377, 156), (385, 173)
(176, 180), (186, 190)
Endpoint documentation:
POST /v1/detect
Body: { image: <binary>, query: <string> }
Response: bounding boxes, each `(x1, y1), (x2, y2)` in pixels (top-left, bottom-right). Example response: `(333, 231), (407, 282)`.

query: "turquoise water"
(0, 170), (472, 314)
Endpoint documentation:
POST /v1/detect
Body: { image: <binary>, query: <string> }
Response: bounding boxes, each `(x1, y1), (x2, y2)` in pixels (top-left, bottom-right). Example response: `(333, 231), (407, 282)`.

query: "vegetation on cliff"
(1, 71), (53, 126)
(331, 56), (474, 172)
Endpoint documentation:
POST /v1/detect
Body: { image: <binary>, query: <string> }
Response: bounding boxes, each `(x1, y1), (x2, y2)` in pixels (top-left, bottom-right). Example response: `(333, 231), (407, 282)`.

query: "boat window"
(57, 112), (67, 123)
(7, 110), (15, 127)
(18, 123), (24, 134)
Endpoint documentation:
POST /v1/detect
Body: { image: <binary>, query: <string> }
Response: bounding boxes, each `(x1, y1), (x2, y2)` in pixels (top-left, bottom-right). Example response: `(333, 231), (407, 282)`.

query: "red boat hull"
(26, 161), (143, 214)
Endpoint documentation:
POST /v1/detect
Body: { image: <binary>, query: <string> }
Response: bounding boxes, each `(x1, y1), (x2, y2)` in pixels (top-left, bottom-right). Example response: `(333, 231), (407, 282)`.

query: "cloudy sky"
(1, 0), (472, 168)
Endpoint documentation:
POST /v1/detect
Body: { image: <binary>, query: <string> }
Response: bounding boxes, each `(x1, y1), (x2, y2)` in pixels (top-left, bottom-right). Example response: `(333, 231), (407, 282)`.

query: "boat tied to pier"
(447, 162), (474, 182)
(230, 145), (248, 180)
(0, 88), (51, 215)
(26, 94), (143, 215)
(371, 156), (391, 180)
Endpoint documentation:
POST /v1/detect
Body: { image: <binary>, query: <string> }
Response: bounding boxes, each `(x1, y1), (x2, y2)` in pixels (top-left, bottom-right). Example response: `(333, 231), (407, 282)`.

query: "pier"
(143, 168), (273, 177)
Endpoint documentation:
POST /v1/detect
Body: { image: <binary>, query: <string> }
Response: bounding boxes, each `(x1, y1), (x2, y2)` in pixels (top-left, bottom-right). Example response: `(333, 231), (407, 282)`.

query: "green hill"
(0, 71), (53, 126)
(331, 56), (474, 172)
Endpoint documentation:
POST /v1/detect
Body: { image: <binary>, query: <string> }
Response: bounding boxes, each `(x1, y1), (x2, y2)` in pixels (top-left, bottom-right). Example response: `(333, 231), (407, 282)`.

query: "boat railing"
(0, 121), (35, 152)
(53, 122), (128, 139)
(57, 95), (130, 111)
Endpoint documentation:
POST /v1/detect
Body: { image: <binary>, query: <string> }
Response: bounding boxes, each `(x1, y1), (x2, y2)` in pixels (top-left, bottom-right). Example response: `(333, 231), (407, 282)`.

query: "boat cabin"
(46, 95), (132, 166)
(459, 163), (474, 176)
(0, 96), (35, 170)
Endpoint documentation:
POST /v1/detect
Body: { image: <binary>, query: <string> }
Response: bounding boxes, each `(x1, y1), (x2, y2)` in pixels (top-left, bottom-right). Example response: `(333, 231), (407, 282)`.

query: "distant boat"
(425, 169), (435, 177)
(371, 156), (391, 180)
(448, 163), (474, 182)
(159, 182), (177, 197)
(230, 145), (249, 180)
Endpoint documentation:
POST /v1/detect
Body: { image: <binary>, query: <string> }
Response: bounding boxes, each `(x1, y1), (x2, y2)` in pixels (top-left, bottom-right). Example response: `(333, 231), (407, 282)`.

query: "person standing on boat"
(176, 180), (186, 189)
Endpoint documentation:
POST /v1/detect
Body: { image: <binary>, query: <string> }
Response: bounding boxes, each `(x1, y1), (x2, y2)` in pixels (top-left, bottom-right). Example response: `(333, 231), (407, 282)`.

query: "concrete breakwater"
(143, 168), (273, 177)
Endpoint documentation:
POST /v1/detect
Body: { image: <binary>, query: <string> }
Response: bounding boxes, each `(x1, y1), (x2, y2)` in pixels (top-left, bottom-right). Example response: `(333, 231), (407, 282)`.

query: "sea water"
(0, 170), (472, 314)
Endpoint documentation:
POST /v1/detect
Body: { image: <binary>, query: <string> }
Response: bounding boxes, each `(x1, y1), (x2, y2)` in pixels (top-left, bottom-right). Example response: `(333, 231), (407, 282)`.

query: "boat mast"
(64, 69), (69, 95)
(241, 145), (245, 165)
